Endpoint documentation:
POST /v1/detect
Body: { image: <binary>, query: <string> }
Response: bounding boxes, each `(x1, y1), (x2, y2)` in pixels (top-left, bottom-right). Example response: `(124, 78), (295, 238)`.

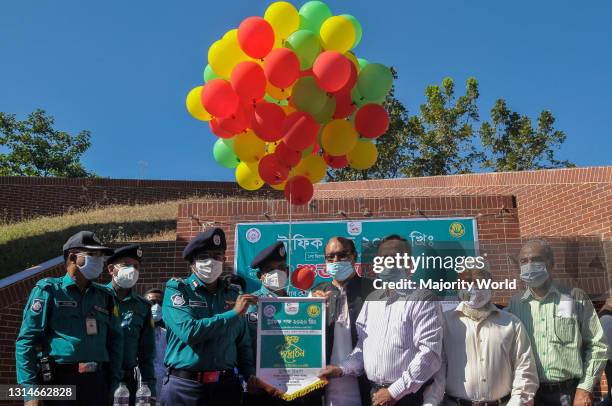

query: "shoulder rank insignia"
(171, 294), (186, 307)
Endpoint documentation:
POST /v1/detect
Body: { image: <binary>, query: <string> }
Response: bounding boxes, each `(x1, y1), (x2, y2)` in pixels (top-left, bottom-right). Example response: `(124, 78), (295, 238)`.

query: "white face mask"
(520, 262), (549, 288)
(194, 259), (223, 283)
(461, 288), (492, 309)
(261, 269), (288, 292)
(77, 255), (105, 280)
(113, 265), (139, 289)
(151, 304), (162, 322)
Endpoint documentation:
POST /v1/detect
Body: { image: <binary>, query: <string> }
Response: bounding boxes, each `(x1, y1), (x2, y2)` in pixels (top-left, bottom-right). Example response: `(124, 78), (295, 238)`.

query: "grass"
(0, 197), (215, 279)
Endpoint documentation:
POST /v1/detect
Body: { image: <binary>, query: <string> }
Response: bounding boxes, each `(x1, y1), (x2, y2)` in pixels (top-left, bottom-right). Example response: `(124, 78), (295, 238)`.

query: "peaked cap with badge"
(62, 231), (114, 258)
(182, 228), (226, 262)
(106, 244), (143, 265)
(251, 241), (286, 276)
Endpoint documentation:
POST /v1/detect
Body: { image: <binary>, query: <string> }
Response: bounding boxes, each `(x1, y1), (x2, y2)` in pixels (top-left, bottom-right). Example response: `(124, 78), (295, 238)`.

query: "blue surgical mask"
(77, 255), (105, 280)
(379, 267), (406, 283)
(326, 261), (354, 282)
(520, 262), (549, 288)
(151, 304), (162, 322)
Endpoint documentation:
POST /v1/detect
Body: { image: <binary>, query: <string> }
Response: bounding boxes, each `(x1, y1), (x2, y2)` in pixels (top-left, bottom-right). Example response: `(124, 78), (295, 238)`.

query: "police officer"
(106, 245), (156, 405)
(245, 241), (323, 406)
(160, 228), (257, 406)
(15, 231), (123, 406)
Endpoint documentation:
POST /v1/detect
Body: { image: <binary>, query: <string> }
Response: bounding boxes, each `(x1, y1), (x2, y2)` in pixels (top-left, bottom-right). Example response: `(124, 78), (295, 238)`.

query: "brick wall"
(0, 176), (281, 222)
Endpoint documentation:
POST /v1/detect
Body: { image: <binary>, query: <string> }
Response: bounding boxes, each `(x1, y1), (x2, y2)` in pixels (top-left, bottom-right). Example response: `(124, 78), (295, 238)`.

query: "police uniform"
(244, 242), (323, 406)
(107, 245), (156, 404)
(15, 231), (123, 406)
(159, 228), (254, 406)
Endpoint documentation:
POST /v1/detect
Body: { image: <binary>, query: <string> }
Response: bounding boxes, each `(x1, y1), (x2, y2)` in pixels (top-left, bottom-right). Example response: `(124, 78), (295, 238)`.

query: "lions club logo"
(449, 222), (465, 238)
(246, 228), (261, 243)
(307, 304), (320, 318)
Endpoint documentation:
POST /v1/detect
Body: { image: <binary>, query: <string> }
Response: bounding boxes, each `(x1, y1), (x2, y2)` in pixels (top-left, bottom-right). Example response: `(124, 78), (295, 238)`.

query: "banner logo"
(246, 227), (262, 243)
(449, 222), (465, 238)
(307, 305), (320, 318)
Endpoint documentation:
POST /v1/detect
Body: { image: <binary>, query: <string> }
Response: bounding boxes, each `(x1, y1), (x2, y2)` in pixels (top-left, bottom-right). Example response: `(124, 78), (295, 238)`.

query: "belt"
(170, 368), (236, 384)
(55, 362), (102, 374)
(539, 378), (579, 392)
(369, 378), (434, 392)
(446, 393), (511, 406)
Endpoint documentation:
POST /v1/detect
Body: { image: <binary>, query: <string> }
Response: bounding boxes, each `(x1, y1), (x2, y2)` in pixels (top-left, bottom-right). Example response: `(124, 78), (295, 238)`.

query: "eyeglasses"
(195, 253), (227, 262)
(324, 252), (352, 262)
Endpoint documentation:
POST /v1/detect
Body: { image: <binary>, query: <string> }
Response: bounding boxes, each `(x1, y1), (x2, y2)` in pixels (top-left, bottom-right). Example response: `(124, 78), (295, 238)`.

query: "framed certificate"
(256, 297), (327, 401)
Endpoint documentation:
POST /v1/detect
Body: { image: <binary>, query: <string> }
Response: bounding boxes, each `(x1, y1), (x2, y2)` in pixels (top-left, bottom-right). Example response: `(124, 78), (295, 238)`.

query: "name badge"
(57, 300), (77, 308)
(189, 300), (208, 308)
(94, 305), (109, 315)
(85, 317), (98, 335)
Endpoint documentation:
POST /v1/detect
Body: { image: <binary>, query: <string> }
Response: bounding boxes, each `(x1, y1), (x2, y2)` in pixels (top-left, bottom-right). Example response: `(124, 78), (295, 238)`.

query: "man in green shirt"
(160, 228), (257, 406)
(106, 244), (156, 405)
(508, 240), (607, 406)
(16, 231), (123, 406)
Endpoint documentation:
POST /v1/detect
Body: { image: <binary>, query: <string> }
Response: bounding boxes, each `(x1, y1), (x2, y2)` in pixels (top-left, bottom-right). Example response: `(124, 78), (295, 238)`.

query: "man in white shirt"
(145, 288), (167, 403)
(319, 235), (443, 406)
(423, 266), (539, 406)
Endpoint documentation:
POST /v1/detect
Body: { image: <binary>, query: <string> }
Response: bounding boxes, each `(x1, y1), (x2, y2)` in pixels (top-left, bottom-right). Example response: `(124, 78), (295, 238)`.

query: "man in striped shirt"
(319, 235), (443, 406)
(508, 240), (607, 406)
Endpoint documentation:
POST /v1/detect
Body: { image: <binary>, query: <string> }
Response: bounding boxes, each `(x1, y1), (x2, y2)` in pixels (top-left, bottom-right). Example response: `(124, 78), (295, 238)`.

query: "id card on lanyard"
(86, 316), (98, 335)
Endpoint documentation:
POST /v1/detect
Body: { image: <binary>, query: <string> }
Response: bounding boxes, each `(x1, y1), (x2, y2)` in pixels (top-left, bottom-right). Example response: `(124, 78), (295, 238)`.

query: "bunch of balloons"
(185, 0), (394, 205)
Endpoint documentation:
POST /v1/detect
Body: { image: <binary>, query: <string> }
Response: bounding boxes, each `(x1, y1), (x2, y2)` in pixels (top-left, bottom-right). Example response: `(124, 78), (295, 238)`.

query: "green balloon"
(357, 58), (369, 71)
(264, 94), (289, 106)
(203, 64), (219, 83)
(291, 76), (327, 115)
(285, 30), (321, 70)
(221, 137), (235, 148)
(213, 138), (239, 168)
(357, 63), (393, 101)
(312, 95), (336, 124)
(299, 1), (332, 33)
(341, 14), (362, 48)
(301, 145), (314, 158)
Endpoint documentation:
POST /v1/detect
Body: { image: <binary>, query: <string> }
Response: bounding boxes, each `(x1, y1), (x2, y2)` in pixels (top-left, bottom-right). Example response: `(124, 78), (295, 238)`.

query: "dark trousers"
(534, 380), (578, 406)
(160, 373), (242, 406)
(45, 368), (109, 406)
(607, 360), (612, 399)
(243, 389), (323, 406)
(369, 379), (432, 406)
(124, 368), (137, 406)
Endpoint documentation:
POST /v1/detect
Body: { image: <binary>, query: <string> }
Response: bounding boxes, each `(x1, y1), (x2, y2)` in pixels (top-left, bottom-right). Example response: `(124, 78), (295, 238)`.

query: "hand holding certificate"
(256, 297), (327, 401)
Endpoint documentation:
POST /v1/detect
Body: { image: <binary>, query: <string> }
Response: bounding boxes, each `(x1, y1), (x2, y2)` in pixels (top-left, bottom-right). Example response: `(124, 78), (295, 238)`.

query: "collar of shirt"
(455, 301), (499, 315)
(520, 282), (560, 302)
(106, 282), (137, 302)
(257, 285), (278, 297)
(62, 273), (77, 289)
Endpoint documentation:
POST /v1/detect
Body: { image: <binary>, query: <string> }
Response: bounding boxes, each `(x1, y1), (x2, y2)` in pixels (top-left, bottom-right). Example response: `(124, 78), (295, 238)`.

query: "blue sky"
(1, 1), (610, 180)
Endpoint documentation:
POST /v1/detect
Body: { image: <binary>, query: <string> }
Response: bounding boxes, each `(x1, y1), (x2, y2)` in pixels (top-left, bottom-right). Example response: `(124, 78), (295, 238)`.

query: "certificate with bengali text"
(256, 297), (327, 401)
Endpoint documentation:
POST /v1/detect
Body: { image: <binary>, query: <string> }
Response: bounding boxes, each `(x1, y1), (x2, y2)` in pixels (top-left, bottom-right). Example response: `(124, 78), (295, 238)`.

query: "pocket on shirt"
(553, 316), (576, 344)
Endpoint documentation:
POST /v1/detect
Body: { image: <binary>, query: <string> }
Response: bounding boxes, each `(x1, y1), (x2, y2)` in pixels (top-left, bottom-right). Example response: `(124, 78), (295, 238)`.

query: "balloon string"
(288, 180), (293, 280)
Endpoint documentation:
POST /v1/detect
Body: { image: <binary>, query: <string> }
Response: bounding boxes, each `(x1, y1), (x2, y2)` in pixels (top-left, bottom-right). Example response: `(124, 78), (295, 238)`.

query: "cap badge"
(213, 234), (221, 246)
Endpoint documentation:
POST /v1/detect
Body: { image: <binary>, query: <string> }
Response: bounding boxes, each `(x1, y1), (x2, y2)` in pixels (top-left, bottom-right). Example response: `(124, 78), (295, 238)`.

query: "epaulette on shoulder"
(135, 294), (152, 307)
(35, 277), (56, 290)
(166, 277), (186, 288)
(92, 282), (115, 296)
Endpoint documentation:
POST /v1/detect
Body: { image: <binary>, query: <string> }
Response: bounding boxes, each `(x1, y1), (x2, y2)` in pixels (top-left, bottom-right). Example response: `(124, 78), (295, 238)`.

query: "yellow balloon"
(266, 82), (293, 100)
(345, 51), (360, 71)
(266, 141), (280, 154)
(235, 161), (264, 191)
(270, 180), (286, 190)
(208, 30), (251, 78)
(321, 119), (358, 156)
(185, 86), (211, 121)
(234, 130), (266, 163)
(320, 16), (356, 54)
(264, 2), (300, 47)
(348, 139), (378, 170)
(293, 154), (327, 183)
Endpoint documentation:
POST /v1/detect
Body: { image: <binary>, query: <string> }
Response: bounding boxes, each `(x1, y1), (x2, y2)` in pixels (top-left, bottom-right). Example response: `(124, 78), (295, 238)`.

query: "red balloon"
(333, 61), (357, 95)
(251, 101), (286, 142)
(258, 154), (289, 185)
(200, 79), (239, 119)
(291, 266), (316, 290)
(216, 103), (250, 135)
(355, 104), (390, 139)
(284, 176), (314, 205)
(299, 68), (313, 78)
(333, 90), (355, 119)
(312, 51), (352, 93)
(264, 48), (300, 89)
(324, 153), (349, 169)
(238, 17), (274, 59)
(209, 119), (234, 139)
(231, 61), (266, 102)
(274, 142), (301, 168)
(282, 112), (320, 152)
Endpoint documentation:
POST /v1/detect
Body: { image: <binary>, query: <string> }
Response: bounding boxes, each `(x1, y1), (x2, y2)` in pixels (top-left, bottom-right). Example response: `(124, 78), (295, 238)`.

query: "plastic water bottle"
(135, 382), (151, 406)
(113, 382), (130, 406)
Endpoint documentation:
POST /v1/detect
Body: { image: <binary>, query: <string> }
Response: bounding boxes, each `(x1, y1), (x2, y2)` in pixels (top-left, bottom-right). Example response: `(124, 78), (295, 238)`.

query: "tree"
(480, 99), (573, 171)
(0, 109), (94, 177)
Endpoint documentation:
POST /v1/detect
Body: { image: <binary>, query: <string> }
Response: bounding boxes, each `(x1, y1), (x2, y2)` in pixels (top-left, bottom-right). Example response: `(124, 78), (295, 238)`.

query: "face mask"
(194, 259), (223, 284)
(461, 288), (492, 309)
(520, 262), (549, 288)
(261, 269), (288, 292)
(326, 261), (355, 282)
(379, 267), (406, 283)
(151, 304), (162, 322)
(113, 265), (139, 289)
(77, 255), (105, 280)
